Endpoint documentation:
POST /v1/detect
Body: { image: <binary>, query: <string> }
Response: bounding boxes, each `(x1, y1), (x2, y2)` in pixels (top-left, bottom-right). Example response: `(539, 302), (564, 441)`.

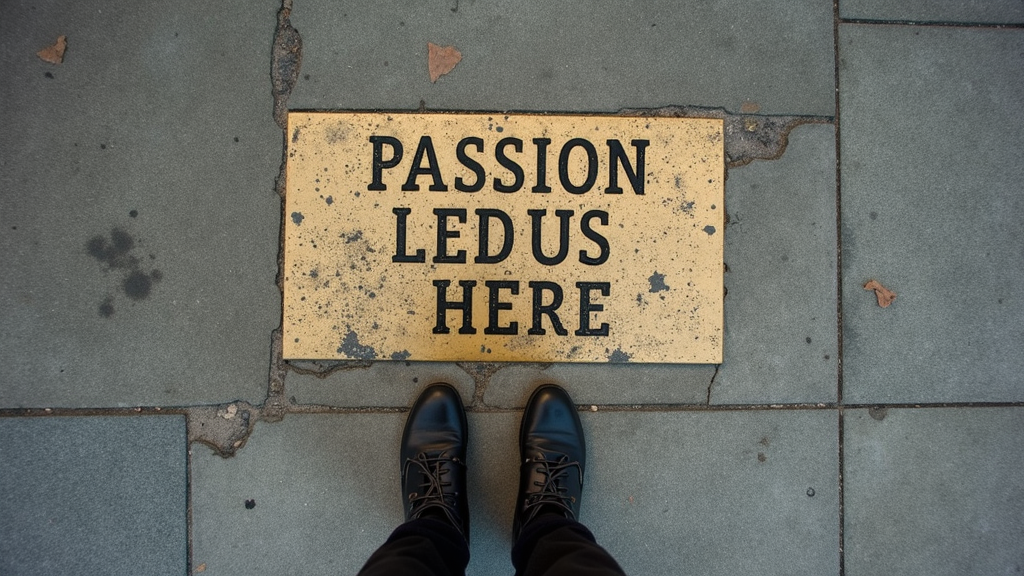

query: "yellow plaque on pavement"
(284, 112), (723, 363)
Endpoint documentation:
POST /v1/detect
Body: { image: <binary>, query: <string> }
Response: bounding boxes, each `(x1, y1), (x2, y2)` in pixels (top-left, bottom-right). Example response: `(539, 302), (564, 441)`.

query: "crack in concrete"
(455, 362), (554, 408)
(457, 362), (504, 408)
(619, 105), (832, 168)
(271, 0), (302, 131)
(706, 363), (721, 405)
(285, 359), (375, 377)
(262, 329), (289, 422)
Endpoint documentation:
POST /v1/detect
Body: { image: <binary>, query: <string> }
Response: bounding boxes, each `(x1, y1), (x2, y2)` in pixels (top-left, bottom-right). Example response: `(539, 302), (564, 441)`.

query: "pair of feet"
(401, 383), (585, 542)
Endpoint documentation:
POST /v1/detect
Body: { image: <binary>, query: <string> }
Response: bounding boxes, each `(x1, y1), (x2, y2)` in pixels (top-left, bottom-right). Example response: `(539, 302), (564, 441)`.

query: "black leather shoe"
(401, 383), (470, 540)
(513, 384), (585, 540)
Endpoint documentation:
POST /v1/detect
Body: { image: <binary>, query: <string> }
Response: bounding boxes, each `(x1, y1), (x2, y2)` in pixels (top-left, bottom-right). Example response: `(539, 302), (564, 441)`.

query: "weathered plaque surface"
(284, 112), (723, 363)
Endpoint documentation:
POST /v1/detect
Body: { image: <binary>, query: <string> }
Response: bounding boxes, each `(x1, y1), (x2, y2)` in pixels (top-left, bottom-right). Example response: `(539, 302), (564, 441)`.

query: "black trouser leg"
(511, 514), (627, 576)
(357, 518), (470, 576)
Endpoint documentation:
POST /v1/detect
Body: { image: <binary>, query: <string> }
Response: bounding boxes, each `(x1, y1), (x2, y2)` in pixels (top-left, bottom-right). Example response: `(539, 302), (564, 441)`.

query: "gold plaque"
(284, 112), (723, 363)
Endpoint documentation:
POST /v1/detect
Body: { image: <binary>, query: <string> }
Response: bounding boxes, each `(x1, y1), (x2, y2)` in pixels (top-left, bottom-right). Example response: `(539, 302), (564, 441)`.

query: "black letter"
(606, 139), (648, 195)
(433, 280), (477, 334)
(558, 138), (598, 194)
(369, 136), (403, 191)
(475, 209), (514, 264)
(532, 138), (552, 193)
(484, 280), (519, 335)
(455, 137), (485, 192)
(392, 207), (426, 263)
(433, 208), (467, 263)
(579, 210), (610, 265)
(575, 282), (610, 336)
(528, 209), (573, 266)
(402, 136), (448, 191)
(528, 281), (567, 335)
(493, 137), (524, 192)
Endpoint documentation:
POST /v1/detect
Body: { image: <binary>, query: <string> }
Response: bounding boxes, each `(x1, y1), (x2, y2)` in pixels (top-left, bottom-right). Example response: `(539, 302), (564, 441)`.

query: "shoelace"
(403, 451), (462, 520)
(523, 453), (583, 518)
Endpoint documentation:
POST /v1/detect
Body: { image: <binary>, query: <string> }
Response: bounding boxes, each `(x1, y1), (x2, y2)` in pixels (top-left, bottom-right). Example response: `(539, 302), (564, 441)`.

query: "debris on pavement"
(189, 402), (257, 457)
(37, 35), (67, 64)
(428, 42), (461, 82)
(218, 404), (238, 420)
(864, 279), (896, 308)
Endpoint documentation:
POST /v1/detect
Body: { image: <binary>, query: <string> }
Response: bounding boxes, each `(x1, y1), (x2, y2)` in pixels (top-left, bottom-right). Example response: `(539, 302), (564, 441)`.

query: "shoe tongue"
(419, 506), (452, 523)
(535, 503), (569, 519)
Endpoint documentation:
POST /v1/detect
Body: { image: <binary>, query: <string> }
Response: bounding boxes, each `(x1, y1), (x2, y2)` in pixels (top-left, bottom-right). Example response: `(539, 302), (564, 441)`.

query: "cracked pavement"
(2, 0), (1023, 574)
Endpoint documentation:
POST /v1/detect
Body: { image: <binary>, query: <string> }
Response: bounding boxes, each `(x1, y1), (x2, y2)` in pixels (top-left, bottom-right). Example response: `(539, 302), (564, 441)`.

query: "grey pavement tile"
(0, 0), (282, 408)
(712, 124), (838, 405)
(586, 409), (838, 576)
(844, 407), (1024, 576)
(191, 408), (838, 575)
(0, 415), (187, 576)
(483, 363), (714, 407)
(288, 0), (836, 116)
(288, 361), (476, 406)
(839, 25), (1024, 404)
(840, 0), (1024, 24)
(191, 412), (518, 576)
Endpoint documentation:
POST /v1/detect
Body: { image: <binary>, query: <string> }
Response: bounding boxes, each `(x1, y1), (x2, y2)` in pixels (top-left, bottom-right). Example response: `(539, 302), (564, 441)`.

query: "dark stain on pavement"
(98, 296), (115, 318)
(86, 227), (162, 316)
(868, 406), (888, 421)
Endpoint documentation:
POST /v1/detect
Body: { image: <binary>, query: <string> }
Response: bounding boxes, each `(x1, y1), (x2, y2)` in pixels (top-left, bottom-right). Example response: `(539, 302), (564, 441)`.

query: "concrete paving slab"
(0, 0), (281, 408)
(191, 407), (838, 575)
(844, 407), (1024, 576)
(840, 0), (1024, 24)
(483, 363), (714, 407)
(287, 0), (836, 117)
(0, 415), (187, 576)
(712, 124), (838, 405)
(839, 25), (1024, 403)
(287, 361), (476, 407)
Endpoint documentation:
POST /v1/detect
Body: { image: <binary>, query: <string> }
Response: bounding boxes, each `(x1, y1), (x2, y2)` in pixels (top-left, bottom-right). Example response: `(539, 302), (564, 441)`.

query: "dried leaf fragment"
(864, 279), (896, 308)
(37, 35), (67, 65)
(427, 42), (461, 83)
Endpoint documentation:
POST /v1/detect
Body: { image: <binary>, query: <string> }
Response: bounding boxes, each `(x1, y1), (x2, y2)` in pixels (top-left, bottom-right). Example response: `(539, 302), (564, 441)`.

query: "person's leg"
(358, 517), (469, 576)
(357, 383), (471, 576)
(511, 514), (625, 576)
(510, 384), (627, 576)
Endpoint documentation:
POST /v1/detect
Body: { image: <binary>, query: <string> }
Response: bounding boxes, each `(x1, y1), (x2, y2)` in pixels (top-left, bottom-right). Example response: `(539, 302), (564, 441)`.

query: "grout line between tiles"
(2, 401), (1024, 419)
(185, 417), (195, 575)
(833, 2), (846, 573)
(839, 17), (1024, 28)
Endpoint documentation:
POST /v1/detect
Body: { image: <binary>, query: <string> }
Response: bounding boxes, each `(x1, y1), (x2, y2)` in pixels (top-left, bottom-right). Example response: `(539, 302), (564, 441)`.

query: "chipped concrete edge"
(188, 402), (259, 457)
(617, 105), (832, 169)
